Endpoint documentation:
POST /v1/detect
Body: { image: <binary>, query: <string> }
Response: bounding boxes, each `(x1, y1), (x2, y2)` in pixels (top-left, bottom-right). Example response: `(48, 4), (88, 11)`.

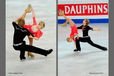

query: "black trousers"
(13, 41), (48, 58)
(75, 36), (107, 50)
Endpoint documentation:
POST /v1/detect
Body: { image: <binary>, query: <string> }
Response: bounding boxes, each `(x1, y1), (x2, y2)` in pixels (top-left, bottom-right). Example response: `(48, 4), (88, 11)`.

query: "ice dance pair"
(59, 10), (107, 52)
(12, 5), (53, 60)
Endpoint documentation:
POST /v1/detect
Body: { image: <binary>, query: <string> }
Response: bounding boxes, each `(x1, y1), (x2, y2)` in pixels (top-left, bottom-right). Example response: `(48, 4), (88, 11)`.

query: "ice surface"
(58, 23), (108, 76)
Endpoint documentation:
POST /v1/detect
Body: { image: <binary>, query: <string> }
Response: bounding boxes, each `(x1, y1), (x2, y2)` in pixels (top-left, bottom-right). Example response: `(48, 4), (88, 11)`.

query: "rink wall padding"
(58, 18), (109, 24)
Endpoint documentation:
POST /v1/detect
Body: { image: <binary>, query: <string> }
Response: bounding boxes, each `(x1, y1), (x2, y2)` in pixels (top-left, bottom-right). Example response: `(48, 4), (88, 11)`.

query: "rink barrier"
(58, 18), (109, 24)
(58, 3), (108, 24)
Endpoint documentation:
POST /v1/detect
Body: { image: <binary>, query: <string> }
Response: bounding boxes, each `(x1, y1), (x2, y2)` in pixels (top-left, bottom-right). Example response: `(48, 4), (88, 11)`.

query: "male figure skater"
(12, 8), (53, 60)
(74, 19), (107, 51)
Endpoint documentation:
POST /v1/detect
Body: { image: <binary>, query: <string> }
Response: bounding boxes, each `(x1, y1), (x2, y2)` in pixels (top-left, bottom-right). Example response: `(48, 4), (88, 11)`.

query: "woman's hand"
(77, 35), (79, 40)
(28, 35), (33, 39)
(33, 37), (39, 40)
(28, 36), (38, 40)
(75, 34), (79, 40)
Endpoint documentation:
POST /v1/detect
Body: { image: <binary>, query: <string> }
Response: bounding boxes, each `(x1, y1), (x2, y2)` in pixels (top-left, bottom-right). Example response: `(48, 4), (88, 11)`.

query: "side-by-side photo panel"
(58, 0), (108, 76)
(6, 0), (56, 76)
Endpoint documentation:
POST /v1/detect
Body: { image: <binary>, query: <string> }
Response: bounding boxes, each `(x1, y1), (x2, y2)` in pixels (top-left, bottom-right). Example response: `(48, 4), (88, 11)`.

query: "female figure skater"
(12, 8), (53, 60)
(75, 19), (107, 51)
(23, 5), (45, 57)
(59, 10), (79, 50)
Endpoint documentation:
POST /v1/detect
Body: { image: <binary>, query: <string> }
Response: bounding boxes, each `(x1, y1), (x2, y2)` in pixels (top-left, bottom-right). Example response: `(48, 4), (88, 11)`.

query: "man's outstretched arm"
(93, 28), (101, 31)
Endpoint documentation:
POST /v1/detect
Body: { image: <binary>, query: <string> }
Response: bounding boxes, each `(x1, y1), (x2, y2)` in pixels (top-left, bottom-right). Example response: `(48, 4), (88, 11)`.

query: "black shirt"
(77, 25), (93, 37)
(12, 22), (34, 44)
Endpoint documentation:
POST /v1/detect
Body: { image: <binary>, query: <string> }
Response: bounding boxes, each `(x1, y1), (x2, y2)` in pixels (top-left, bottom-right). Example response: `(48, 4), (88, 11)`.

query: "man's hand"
(93, 28), (101, 31)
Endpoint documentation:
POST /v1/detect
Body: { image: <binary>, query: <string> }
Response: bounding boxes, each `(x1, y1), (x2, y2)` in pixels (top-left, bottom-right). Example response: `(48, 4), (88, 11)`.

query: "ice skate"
(102, 47), (107, 51)
(74, 49), (81, 52)
(20, 56), (26, 60)
(27, 52), (35, 57)
(59, 10), (64, 16)
(45, 49), (53, 56)
(25, 4), (31, 13)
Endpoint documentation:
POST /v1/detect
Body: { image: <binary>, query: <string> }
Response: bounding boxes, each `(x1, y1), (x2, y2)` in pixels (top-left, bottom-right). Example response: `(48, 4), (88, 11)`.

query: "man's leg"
(20, 44), (53, 56)
(75, 38), (81, 51)
(75, 37), (88, 51)
(20, 50), (26, 60)
(88, 38), (107, 50)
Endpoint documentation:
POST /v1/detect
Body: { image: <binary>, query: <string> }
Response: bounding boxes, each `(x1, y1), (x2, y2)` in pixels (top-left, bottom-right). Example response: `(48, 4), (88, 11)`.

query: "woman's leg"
(59, 10), (75, 27)
(15, 4), (31, 21)
(14, 5), (31, 23)
(61, 19), (69, 27)
(14, 11), (27, 23)
(27, 36), (35, 57)
(63, 15), (75, 27)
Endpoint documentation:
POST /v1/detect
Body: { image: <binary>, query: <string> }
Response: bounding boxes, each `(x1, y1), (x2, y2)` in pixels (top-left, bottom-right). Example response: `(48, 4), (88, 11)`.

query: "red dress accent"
(23, 17), (43, 39)
(70, 24), (78, 42)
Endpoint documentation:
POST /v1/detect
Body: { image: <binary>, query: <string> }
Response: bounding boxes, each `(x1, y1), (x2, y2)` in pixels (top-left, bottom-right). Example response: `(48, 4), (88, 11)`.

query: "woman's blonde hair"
(66, 37), (71, 42)
(39, 21), (45, 28)
(18, 18), (25, 27)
